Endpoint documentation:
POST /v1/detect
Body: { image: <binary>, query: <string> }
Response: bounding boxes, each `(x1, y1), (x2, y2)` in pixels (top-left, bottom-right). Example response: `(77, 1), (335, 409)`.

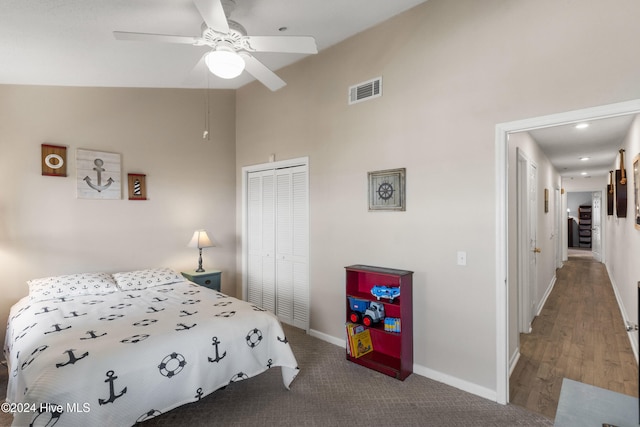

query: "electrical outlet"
(457, 251), (467, 266)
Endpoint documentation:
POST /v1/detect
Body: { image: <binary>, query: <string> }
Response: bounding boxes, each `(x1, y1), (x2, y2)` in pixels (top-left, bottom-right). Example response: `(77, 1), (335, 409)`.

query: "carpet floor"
(1, 324), (552, 426)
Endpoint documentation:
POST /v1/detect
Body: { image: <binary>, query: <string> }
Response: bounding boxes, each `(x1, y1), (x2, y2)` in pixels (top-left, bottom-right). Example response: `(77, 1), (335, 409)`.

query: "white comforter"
(3, 281), (299, 426)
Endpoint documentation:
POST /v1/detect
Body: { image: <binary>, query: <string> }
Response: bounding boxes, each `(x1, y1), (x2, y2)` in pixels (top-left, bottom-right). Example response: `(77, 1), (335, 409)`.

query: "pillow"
(112, 268), (184, 291)
(28, 272), (118, 301)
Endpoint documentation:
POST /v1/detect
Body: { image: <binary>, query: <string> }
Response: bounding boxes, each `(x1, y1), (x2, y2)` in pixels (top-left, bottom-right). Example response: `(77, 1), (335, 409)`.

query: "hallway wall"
(507, 131), (561, 365)
(605, 113), (640, 360)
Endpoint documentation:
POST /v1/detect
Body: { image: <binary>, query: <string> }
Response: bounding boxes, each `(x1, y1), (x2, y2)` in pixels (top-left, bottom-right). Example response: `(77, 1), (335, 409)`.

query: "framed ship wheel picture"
(368, 168), (406, 211)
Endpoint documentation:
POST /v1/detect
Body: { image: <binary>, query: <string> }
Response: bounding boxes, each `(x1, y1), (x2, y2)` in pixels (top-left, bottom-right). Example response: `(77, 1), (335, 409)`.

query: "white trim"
(309, 328), (345, 348)
(605, 263), (639, 363)
(311, 329), (498, 401)
(536, 275), (556, 317)
(509, 349), (521, 377)
(495, 99), (640, 405)
(413, 364), (497, 402)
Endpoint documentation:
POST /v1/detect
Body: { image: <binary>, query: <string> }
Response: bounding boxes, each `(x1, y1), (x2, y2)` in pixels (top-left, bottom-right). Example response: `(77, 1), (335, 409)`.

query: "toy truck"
(348, 297), (385, 327)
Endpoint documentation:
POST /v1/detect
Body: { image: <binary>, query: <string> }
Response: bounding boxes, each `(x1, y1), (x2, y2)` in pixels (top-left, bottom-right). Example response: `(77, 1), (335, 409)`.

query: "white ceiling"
(0, 0), (427, 90)
(1, 0), (632, 177)
(527, 114), (634, 181)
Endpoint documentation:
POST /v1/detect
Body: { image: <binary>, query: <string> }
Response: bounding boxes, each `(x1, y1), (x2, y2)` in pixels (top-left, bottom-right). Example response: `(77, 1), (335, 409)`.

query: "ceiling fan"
(113, 0), (318, 91)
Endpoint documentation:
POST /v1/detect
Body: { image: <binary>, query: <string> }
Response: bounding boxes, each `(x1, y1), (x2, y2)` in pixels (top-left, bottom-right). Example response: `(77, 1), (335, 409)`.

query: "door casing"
(495, 99), (640, 404)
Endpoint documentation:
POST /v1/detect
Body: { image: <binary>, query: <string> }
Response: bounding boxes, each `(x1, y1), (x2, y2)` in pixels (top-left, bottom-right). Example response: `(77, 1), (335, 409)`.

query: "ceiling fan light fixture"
(205, 49), (245, 79)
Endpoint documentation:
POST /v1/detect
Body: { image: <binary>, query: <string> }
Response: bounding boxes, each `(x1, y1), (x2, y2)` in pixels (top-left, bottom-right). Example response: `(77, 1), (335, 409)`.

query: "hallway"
(509, 251), (639, 420)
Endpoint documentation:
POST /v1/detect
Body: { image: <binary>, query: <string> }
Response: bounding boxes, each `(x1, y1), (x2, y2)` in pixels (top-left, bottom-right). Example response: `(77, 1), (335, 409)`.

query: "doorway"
(566, 191), (603, 262)
(495, 99), (640, 404)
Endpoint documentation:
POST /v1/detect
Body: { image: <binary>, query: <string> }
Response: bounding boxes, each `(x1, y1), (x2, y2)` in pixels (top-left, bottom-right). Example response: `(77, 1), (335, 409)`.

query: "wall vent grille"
(348, 77), (382, 105)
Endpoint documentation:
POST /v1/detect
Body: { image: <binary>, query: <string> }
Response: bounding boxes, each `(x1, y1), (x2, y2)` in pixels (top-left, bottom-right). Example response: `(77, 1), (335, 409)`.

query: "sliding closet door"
(246, 163), (309, 330)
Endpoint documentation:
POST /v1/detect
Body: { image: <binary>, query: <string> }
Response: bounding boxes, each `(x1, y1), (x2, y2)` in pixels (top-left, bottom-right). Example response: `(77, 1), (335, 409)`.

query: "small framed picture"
(368, 168), (406, 211)
(544, 188), (549, 213)
(634, 154), (639, 230)
(41, 144), (67, 177)
(128, 173), (147, 200)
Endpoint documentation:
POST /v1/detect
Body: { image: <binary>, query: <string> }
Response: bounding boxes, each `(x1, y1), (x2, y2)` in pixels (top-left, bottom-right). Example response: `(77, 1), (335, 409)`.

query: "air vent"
(348, 77), (382, 105)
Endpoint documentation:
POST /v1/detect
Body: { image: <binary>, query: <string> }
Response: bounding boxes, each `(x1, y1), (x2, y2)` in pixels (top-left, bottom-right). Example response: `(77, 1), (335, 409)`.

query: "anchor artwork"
(76, 149), (121, 199)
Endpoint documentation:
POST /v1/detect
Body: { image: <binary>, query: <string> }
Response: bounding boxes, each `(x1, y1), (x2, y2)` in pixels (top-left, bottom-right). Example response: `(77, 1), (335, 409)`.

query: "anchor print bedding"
(4, 277), (299, 426)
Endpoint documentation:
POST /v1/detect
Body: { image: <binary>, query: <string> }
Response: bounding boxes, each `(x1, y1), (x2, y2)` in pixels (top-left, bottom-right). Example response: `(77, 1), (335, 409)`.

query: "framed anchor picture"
(76, 149), (121, 200)
(368, 168), (406, 211)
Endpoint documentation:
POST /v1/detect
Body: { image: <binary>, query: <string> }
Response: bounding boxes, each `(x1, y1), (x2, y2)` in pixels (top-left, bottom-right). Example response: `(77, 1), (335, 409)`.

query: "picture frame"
(41, 144), (67, 177)
(634, 154), (640, 230)
(544, 188), (549, 213)
(76, 149), (121, 200)
(128, 173), (147, 200)
(368, 168), (406, 211)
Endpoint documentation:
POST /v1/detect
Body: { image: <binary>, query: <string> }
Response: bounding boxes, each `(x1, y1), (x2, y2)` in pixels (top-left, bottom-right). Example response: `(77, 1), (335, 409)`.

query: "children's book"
(351, 328), (373, 358)
(345, 323), (365, 355)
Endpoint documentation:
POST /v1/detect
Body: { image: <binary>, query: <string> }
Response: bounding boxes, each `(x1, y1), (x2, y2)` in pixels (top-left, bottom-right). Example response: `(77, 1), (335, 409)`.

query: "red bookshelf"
(345, 265), (413, 380)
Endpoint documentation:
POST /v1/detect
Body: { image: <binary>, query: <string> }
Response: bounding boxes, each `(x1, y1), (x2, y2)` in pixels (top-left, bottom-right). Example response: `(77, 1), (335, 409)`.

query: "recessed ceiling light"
(581, 171), (588, 175)
(575, 123), (589, 129)
(579, 156), (590, 161)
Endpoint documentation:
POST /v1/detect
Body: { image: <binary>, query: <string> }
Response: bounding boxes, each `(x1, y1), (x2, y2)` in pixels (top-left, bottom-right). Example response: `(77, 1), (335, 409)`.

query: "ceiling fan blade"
(113, 31), (199, 45)
(244, 36), (318, 54)
(182, 52), (209, 86)
(240, 53), (286, 92)
(193, 0), (229, 33)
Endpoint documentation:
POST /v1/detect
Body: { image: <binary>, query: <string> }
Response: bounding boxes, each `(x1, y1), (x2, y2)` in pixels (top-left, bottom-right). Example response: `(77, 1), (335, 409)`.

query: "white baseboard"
(309, 328), (346, 348)
(310, 328), (498, 403)
(413, 363), (498, 401)
(509, 349), (521, 377)
(536, 274), (556, 317)
(605, 263), (639, 363)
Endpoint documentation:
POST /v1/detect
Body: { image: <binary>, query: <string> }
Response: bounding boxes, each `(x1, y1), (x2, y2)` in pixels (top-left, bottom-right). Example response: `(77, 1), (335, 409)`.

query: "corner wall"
(235, 0), (640, 398)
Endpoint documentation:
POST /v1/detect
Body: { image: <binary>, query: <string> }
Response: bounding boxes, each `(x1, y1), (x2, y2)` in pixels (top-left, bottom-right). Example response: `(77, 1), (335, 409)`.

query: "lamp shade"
(188, 230), (214, 249)
(205, 49), (245, 79)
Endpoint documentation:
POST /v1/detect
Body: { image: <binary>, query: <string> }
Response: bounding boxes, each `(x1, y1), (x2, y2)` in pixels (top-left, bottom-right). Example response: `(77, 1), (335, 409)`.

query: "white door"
(275, 166), (309, 329)
(527, 162), (538, 325)
(591, 191), (602, 262)
(246, 162), (309, 330)
(247, 170), (276, 312)
(517, 149), (538, 333)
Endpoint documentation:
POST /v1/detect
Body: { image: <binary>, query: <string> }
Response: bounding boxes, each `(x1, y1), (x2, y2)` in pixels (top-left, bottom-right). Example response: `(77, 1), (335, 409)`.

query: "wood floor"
(509, 251), (639, 420)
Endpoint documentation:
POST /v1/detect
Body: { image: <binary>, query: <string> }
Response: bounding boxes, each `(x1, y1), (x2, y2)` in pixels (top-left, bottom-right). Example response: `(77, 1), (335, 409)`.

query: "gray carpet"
(1, 325), (552, 426)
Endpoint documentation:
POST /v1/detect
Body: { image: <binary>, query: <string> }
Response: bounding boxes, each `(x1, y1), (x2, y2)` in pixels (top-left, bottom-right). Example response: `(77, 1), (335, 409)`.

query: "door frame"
(495, 99), (640, 404)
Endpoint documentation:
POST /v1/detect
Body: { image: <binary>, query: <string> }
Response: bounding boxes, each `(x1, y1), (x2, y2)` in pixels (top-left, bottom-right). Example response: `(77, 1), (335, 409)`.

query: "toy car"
(370, 285), (400, 302)
(348, 297), (385, 326)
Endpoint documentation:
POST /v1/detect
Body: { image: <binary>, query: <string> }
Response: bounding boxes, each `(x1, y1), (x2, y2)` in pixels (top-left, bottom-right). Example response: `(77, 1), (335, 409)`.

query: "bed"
(3, 268), (299, 426)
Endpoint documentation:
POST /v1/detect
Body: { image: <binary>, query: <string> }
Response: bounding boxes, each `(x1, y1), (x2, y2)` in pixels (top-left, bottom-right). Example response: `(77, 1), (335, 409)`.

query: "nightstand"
(181, 269), (221, 291)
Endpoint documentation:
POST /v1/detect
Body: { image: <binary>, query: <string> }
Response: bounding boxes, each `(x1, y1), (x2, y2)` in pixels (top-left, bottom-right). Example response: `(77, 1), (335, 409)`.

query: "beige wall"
(0, 86), (237, 346)
(235, 0), (640, 397)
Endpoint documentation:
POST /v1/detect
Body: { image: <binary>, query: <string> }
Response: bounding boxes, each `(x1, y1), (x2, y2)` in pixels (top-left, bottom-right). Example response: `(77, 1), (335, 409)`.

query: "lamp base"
(196, 248), (205, 272)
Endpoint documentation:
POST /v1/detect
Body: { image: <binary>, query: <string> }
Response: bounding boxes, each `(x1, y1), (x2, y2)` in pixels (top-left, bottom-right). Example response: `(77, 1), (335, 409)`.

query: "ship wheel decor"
(368, 168), (406, 211)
